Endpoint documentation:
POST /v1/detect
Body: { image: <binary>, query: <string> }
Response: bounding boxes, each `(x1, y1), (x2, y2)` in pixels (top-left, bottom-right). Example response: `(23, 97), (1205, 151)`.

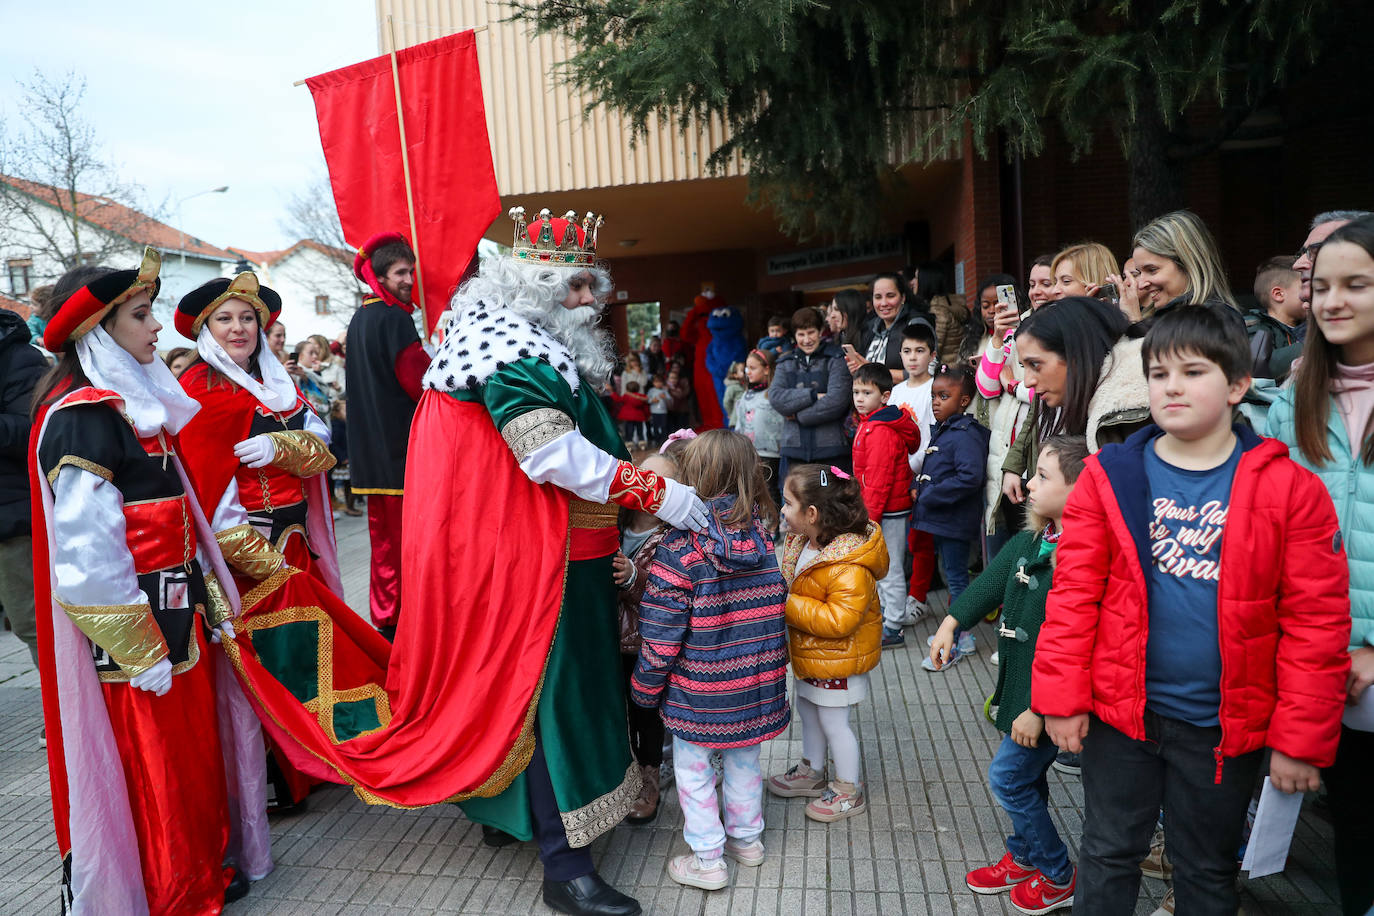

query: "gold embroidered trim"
(500, 408), (573, 462)
(243, 604), (393, 743)
(569, 498), (618, 530)
(351, 487), (404, 496)
(56, 598), (168, 676)
(46, 455), (114, 486)
(216, 524), (287, 581)
(98, 629), (200, 683)
(273, 525), (309, 554)
(561, 763), (642, 848)
(266, 430), (337, 477)
(239, 565), (298, 613)
(214, 514), (573, 811)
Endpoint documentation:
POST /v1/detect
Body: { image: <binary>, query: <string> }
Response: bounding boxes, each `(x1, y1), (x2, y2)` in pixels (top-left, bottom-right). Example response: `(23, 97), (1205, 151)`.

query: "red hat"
(175, 272), (282, 340)
(353, 231), (414, 309)
(44, 247), (161, 351)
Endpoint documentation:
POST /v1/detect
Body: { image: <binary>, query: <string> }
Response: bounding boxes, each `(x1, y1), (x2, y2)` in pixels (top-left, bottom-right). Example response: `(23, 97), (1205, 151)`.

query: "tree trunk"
(1125, 95), (1184, 230)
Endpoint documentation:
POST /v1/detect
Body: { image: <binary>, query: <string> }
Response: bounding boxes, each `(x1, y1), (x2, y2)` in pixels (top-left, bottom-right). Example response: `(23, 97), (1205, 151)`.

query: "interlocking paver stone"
(0, 511), (1342, 914)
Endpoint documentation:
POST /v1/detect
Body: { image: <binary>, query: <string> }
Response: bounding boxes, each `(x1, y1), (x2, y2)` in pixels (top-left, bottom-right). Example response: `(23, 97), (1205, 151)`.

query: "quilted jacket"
(853, 405), (920, 519)
(1266, 388), (1374, 652)
(780, 523), (887, 681)
(631, 495), (791, 748)
(1031, 424), (1352, 775)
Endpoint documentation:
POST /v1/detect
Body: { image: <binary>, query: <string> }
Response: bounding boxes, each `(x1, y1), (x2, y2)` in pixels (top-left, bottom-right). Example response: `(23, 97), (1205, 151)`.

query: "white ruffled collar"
(422, 300), (580, 394)
(76, 326), (200, 437)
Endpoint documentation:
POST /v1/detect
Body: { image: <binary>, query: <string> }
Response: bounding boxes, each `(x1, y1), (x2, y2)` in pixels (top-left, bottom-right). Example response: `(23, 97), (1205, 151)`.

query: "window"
(314, 295), (331, 315)
(7, 259), (31, 296)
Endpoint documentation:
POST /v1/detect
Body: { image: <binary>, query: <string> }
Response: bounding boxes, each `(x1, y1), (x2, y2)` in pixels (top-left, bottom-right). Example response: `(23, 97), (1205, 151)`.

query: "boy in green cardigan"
(929, 435), (1090, 915)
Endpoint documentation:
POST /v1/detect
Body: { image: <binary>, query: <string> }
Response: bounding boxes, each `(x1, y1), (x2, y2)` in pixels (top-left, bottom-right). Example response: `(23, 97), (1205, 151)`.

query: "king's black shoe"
(542, 873), (641, 916)
(223, 867), (250, 905)
(481, 825), (521, 848)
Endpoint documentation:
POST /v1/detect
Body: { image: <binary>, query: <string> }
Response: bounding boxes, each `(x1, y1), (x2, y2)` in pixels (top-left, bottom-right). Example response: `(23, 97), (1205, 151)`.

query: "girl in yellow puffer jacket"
(767, 464), (888, 822)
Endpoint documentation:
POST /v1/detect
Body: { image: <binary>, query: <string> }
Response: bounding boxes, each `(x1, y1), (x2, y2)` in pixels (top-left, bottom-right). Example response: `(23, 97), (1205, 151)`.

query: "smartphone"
(842, 343), (859, 357)
(1098, 282), (1119, 304)
(995, 284), (1017, 313)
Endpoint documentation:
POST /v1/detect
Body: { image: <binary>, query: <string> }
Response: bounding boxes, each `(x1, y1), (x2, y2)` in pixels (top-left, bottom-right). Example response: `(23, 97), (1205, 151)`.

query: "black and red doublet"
(33, 388), (236, 915)
(344, 294), (425, 629)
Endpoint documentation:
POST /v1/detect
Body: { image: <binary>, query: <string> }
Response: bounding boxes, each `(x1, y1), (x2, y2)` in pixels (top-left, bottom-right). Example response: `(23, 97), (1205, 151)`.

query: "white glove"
(233, 435), (276, 469)
(129, 657), (173, 696)
(655, 479), (709, 532)
(210, 619), (236, 644)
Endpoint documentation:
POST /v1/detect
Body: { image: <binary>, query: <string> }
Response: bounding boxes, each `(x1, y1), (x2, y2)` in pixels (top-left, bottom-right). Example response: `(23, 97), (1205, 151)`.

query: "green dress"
(453, 359), (639, 846)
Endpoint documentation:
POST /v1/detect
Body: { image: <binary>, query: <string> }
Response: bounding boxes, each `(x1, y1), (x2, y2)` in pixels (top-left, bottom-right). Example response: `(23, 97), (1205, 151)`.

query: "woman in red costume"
(174, 272), (389, 811)
(30, 248), (271, 915)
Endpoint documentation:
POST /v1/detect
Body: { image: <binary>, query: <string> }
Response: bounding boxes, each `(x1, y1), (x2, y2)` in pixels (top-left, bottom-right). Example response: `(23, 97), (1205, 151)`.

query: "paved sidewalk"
(0, 512), (1341, 914)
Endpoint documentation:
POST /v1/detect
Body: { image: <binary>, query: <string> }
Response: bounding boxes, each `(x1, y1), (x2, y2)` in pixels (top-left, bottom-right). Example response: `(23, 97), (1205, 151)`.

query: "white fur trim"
(422, 300), (580, 394)
(1086, 337), (1150, 451)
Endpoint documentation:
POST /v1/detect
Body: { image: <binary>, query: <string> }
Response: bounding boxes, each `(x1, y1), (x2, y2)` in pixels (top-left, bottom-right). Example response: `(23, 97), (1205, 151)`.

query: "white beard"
(422, 257), (618, 394)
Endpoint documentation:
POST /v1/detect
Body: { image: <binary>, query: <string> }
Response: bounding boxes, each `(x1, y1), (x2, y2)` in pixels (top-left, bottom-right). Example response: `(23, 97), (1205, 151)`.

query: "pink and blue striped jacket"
(631, 495), (791, 748)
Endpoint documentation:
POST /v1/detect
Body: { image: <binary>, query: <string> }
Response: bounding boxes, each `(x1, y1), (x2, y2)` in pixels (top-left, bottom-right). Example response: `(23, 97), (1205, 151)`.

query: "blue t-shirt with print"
(1143, 438), (1241, 728)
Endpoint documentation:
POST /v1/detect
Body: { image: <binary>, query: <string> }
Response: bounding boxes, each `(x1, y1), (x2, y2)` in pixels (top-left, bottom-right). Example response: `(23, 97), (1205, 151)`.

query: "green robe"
(453, 359), (638, 847)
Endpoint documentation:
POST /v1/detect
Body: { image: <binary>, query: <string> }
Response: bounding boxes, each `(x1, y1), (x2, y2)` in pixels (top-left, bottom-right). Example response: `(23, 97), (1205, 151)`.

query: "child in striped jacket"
(632, 429), (791, 892)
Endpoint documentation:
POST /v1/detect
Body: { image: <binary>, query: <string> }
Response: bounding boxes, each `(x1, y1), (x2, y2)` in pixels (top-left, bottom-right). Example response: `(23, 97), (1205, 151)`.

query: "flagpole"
(387, 14), (428, 332)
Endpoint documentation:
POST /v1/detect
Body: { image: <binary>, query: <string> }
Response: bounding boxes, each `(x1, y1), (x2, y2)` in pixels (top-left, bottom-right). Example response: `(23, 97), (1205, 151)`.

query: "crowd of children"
(611, 211), (1373, 916)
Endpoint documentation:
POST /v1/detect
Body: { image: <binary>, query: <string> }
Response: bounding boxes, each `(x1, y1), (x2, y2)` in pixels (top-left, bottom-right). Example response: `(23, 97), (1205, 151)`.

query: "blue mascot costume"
(704, 296), (749, 422)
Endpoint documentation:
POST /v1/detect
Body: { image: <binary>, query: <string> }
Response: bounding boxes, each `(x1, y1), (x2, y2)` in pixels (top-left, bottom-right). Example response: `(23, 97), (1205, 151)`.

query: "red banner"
(306, 31), (500, 334)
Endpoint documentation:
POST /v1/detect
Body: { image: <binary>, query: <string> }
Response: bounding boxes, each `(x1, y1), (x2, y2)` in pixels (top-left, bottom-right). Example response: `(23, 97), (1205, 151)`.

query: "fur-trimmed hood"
(1086, 336), (1150, 451)
(422, 299), (580, 394)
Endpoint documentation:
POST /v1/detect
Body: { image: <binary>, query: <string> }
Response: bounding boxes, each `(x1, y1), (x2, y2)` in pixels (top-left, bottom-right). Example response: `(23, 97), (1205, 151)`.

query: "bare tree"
(0, 71), (163, 272)
(279, 169), (357, 286)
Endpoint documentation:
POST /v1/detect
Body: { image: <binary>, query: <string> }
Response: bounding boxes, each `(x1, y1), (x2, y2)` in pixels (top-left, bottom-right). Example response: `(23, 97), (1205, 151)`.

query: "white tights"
(796, 695), (860, 784)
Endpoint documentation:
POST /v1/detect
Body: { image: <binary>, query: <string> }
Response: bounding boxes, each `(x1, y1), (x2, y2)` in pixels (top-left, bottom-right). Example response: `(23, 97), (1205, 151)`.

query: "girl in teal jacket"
(1265, 216), (1374, 916)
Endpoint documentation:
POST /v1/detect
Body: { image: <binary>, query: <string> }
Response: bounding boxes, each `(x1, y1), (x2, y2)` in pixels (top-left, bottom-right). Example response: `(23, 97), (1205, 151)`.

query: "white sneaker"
(957, 630), (977, 656)
(724, 837), (765, 867)
(668, 853), (729, 890)
(899, 595), (929, 626)
(990, 651), (1000, 666)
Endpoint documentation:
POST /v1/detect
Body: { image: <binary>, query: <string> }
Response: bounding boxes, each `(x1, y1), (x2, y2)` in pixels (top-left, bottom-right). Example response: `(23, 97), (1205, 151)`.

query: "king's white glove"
(234, 435), (276, 468)
(655, 479), (709, 532)
(210, 619), (236, 644)
(129, 657), (173, 696)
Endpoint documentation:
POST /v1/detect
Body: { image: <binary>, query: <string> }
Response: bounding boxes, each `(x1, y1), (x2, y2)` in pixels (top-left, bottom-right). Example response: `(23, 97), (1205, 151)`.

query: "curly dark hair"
(784, 463), (869, 546)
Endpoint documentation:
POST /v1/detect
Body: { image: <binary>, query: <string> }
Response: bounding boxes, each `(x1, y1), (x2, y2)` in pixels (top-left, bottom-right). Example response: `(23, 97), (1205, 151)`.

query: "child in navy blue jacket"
(912, 366), (990, 670)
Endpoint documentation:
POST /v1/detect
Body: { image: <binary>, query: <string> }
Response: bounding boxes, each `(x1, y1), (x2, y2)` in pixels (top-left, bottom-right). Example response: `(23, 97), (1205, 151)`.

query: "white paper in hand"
(1240, 777), (1304, 878)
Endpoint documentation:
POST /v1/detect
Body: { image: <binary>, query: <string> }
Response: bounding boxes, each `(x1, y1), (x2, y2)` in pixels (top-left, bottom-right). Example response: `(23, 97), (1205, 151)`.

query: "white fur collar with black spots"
(422, 301), (580, 394)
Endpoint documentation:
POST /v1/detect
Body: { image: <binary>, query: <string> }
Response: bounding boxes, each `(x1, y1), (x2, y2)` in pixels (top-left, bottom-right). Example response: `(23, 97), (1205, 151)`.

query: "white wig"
(449, 256), (616, 387)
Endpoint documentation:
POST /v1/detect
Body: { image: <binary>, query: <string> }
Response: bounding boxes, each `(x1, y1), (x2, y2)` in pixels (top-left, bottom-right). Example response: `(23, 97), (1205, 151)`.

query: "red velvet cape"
(221, 390), (571, 807)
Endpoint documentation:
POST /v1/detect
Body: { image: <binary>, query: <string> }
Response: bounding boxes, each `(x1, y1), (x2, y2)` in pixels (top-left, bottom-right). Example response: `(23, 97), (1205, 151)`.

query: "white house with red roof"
(0, 174), (239, 344)
(228, 239), (366, 345)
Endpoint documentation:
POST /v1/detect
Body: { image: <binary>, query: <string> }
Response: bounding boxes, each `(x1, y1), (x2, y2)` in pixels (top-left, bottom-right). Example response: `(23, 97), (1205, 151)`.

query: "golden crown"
(508, 206), (603, 268)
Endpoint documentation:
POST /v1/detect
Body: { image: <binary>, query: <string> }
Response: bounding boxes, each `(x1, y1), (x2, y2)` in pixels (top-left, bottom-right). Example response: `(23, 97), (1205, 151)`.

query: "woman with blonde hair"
(1130, 209), (1237, 320)
(1049, 242), (1119, 301)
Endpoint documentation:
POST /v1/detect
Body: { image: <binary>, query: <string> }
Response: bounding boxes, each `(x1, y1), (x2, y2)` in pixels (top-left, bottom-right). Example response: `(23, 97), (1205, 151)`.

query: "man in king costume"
(402, 207), (706, 916)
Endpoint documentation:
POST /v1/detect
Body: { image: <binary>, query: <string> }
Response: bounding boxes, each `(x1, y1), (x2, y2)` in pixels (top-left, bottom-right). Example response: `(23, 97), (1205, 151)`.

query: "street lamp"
(176, 185), (229, 266)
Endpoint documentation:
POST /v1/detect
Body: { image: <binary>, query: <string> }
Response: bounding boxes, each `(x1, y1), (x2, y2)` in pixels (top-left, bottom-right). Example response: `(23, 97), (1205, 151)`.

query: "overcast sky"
(0, 0), (381, 252)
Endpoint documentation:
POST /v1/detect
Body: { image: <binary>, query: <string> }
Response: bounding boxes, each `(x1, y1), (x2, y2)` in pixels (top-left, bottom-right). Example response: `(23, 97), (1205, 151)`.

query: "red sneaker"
(965, 852), (1038, 894)
(1009, 868), (1075, 914)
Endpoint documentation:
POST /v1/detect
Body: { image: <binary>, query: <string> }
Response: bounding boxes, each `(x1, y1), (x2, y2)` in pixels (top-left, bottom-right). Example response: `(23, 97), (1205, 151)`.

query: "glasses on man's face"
(1296, 242), (1323, 264)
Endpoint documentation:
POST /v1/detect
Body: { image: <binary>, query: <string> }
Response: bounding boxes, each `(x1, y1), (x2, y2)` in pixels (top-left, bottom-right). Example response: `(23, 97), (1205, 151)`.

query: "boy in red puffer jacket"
(850, 362), (920, 647)
(1033, 306), (1351, 916)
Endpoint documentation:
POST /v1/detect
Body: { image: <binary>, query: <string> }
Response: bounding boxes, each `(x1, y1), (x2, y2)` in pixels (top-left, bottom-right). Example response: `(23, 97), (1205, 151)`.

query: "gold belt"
(570, 498), (618, 530)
